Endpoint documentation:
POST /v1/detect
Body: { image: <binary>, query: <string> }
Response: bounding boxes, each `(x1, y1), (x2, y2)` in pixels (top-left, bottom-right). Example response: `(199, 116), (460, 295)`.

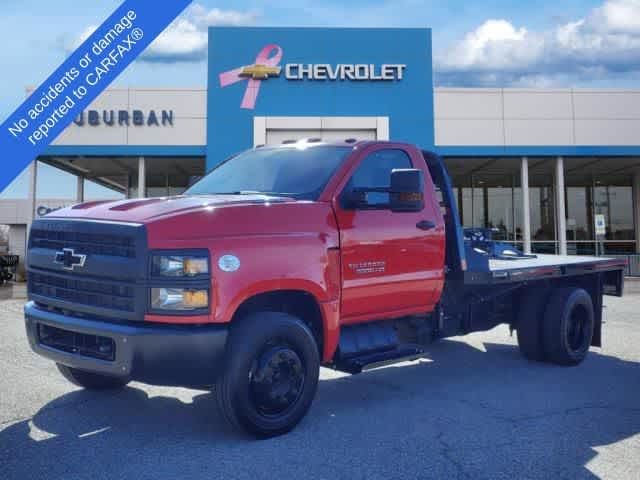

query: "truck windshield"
(186, 145), (353, 200)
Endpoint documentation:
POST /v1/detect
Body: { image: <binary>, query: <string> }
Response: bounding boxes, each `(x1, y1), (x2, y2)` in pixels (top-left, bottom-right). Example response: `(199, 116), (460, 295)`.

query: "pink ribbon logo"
(219, 44), (283, 110)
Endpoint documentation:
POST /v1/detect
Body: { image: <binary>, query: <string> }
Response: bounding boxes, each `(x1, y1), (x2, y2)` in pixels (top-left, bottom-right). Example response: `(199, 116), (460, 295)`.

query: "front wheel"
(56, 364), (130, 390)
(215, 312), (320, 438)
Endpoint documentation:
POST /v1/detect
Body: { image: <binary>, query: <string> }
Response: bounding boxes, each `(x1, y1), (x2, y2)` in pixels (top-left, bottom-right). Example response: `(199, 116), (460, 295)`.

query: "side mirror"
(389, 169), (424, 212)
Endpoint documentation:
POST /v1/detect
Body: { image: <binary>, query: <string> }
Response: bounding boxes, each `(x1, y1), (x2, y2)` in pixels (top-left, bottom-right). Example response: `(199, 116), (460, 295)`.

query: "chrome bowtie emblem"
(54, 248), (86, 271)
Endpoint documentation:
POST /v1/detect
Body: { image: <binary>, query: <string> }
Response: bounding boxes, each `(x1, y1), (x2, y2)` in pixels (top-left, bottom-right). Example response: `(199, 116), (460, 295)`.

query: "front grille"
(28, 219), (146, 321)
(38, 323), (116, 361)
(29, 228), (136, 258)
(30, 272), (135, 312)
(34, 302), (133, 324)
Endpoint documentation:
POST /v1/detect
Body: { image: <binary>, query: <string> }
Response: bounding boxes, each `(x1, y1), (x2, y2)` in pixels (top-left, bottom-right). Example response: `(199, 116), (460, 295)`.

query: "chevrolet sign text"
(285, 64), (406, 81)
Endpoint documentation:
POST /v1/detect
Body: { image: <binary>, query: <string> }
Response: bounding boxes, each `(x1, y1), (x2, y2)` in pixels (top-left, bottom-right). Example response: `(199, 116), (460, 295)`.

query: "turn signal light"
(183, 290), (208, 308)
(150, 288), (209, 311)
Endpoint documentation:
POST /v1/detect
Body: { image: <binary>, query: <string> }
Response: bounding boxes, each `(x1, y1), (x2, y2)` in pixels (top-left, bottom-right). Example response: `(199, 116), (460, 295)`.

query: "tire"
(56, 364), (129, 390)
(516, 287), (550, 361)
(542, 287), (594, 366)
(215, 312), (320, 438)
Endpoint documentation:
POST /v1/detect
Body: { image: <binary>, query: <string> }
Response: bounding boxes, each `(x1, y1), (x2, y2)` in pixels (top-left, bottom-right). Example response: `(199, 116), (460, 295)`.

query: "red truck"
(25, 139), (625, 438)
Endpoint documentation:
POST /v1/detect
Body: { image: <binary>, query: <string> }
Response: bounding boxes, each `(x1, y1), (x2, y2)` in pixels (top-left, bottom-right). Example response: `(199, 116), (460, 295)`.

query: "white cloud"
(69, 3), (258, 63)
(436, 0), (640, 86)
(439, 20), (537, 72)
(591, 0), (640, 32)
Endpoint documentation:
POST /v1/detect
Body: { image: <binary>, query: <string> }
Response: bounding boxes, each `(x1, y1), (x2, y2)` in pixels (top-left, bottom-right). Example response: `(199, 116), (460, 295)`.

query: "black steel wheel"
(215, 312), (320, 438)
(542, 287), (594, 366)
(249, 344), (306, 417)
(56, 364), (129, 390)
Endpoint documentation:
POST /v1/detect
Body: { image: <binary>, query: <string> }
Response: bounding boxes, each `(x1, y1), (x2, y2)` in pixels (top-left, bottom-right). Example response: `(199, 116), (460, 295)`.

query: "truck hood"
(47, 194), (297, 224)
(40, 193), (339, 251)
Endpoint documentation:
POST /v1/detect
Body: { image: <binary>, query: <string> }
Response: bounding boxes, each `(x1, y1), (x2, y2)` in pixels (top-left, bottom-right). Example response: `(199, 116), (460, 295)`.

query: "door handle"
(416, 220), (436, 231)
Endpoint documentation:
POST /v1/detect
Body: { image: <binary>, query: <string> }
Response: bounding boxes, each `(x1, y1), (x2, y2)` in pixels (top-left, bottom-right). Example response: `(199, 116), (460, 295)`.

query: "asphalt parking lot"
(1, 284), (638, 480)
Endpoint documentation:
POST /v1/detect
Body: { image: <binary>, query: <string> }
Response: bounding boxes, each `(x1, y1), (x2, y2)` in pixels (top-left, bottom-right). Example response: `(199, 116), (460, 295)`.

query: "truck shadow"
(1, 338), (639, 479)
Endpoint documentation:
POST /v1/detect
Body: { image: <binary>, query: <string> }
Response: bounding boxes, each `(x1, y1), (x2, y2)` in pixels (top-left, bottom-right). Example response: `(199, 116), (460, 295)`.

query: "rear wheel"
(215, 312), (320, 438)
(542, 287), (594, 366)
(56, 364), (129, 390)
(516, 287), (550, 361)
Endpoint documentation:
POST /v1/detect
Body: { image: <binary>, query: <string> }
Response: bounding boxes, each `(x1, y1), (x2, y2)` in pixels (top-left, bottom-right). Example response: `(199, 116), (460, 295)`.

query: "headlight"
(151, 288), (209, 311)
(151, 254), (209, 277)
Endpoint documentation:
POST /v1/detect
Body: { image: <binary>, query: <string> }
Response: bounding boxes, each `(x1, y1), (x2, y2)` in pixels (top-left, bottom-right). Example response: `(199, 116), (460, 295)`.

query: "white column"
(633, 168), (640, 254)
(76, 175), (85, 203)
(521, 157), (532, 254)
(24, 161), (38, 272)
(376, 116), (390, 141)
(253, 117), (267, 146)
(27, 161), (38, 226)
(555, 156), (567, 255)
(137, 156), (145, 199)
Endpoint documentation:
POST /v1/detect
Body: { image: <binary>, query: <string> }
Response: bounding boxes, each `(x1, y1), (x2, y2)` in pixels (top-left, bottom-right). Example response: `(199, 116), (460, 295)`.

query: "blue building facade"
(207, 27), (434, 168)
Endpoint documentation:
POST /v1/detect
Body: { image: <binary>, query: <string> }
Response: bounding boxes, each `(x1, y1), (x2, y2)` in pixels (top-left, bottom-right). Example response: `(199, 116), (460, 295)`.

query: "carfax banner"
(0, 0), (192, 193)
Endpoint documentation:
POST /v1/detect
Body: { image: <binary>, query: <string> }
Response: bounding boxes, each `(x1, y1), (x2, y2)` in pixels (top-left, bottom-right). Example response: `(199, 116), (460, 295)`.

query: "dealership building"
(2, 26), (640, 272)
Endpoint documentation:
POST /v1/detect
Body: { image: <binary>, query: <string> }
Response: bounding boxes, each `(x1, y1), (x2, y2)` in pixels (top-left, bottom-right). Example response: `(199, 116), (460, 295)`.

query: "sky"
(1, 0), (640, 197)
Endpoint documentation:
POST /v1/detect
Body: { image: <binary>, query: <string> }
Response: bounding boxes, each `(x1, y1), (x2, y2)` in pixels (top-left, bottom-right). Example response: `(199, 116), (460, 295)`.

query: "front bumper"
(24, 301), (228, 387)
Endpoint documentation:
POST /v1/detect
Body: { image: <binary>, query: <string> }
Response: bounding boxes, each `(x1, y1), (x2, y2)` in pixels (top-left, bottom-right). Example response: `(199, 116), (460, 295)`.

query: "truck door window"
(343, 149), (412, 208)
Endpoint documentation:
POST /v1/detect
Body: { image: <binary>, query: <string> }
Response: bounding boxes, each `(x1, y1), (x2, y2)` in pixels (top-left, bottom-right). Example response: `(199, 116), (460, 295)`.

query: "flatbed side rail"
(464, 257), (626, 294)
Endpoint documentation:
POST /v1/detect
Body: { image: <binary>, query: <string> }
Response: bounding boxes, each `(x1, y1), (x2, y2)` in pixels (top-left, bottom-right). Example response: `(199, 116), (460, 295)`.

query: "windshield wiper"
(194, 190), (297, 197)
(211, 190), (276, 195)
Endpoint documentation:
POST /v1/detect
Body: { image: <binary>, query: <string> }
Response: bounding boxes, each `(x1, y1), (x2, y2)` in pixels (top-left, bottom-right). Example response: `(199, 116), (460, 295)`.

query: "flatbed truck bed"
(464, 254), (627, 289)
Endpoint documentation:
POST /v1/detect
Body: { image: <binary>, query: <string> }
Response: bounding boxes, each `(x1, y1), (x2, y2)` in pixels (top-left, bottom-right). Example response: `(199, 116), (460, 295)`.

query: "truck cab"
(24, 139), (625, 438)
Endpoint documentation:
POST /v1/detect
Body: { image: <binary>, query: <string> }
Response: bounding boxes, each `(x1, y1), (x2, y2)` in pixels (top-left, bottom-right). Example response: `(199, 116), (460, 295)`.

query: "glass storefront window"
(487, 187), (513, 240)
(594, 186), (634, 241)
(461, 187), (485, 228)
(128, 173), (197, 198)
(146, 174), (169, 198)
(530, 186), (555, 242)
(566, 187), (590, 241)
(443, 157), (637, 256)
